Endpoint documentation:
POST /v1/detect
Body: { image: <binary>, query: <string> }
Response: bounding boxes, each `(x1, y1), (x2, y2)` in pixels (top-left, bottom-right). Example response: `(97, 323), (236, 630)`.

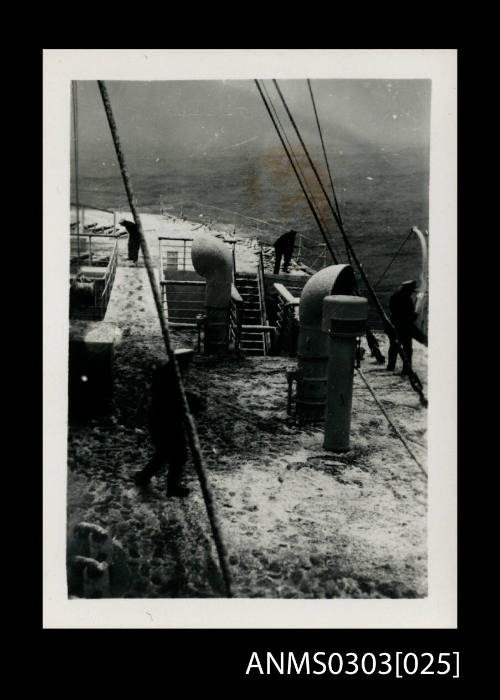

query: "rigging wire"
(273, 79), (427, 407)
(267, 80), (386, 362)
(307, 79), (351, 266)
(374, 228), (414, 288)
(306, 79), (385, 363)
(254, 79), (339, 265)
(97, 80), (233, 598)
(260, 81), (335, 256)
(260, 80), (379, 362)
(273, 80), (345, 236)
(307, 79), (343, 222)
(356, 367), (427, 477)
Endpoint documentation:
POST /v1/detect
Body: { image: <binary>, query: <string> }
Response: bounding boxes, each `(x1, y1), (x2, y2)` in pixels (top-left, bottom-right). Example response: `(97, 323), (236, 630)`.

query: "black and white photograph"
(43, 49), (457, 629)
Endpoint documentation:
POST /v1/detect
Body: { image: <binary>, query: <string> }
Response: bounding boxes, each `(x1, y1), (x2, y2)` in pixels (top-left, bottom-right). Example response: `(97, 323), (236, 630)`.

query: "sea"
(72, 144), (429, 330)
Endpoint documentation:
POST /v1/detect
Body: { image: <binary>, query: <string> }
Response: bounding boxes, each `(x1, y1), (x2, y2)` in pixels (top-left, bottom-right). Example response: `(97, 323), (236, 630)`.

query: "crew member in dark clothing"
(133, 348), (204, 497)
(274, 230), (297, 274)
(386, 280), (417, 375)
(118, 218), (141, 264)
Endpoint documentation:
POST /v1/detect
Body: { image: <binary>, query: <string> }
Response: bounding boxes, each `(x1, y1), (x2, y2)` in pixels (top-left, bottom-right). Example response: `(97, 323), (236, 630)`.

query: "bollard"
(322, 295), (368, 451)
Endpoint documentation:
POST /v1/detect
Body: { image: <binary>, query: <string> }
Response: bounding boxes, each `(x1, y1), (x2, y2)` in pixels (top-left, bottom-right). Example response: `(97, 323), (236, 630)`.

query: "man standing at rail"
(133, 348), (205, 497)
(386, 280), (418, 376)
(118, 218), (141, 264)
(273, 229), (297, 274)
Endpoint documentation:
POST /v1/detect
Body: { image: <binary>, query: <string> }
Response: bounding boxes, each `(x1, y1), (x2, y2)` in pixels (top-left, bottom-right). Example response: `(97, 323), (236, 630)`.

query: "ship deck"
(67, 209), (428, 600)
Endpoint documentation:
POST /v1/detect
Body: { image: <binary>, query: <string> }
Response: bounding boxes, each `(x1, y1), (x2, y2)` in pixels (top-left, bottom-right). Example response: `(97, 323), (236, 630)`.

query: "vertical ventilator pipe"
(412, 226), (429, 342)
(322, 295), (369, 451)
(296, 265), (355, 421)
(191, 233), (233, 353)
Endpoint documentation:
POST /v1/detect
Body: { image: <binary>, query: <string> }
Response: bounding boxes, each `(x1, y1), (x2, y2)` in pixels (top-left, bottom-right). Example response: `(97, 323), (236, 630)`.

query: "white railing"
(158, 236), (205, 327)
(229, 285), (244, 352)
(273, 282), (300, 356)
(158, 236), (195, 275)
(257, 247), (271, 355)
(69, 239), (118, 320)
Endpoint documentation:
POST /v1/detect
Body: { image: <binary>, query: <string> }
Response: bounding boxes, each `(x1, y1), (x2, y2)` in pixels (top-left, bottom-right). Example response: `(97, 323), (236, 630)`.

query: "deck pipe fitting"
(191, 233), (233, 354)
(296, 264), (355, 421)
(322, 294), (369, 451)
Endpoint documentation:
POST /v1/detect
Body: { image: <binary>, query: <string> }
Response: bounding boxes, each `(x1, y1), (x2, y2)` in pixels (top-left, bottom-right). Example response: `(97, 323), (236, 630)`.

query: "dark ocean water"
(72, 145), (429, 328)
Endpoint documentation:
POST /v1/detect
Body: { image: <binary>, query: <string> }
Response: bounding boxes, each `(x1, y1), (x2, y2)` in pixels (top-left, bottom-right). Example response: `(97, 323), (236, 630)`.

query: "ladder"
(235, 273), (267, 356)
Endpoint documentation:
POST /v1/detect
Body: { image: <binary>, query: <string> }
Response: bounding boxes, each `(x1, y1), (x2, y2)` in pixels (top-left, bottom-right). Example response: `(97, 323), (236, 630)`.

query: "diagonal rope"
(254, 79), (339, 265)
(307, 80), (343, 221)
(307, 79), (351, 266)
(260, 81), (337, 260)
(356, 367), (427, 477)
(260, 81), (336, 257)
(273, 80), (346, 236)
(374, 228), (414, 288)
(307, 79), (386, 363)
(97, 80), (233, 597)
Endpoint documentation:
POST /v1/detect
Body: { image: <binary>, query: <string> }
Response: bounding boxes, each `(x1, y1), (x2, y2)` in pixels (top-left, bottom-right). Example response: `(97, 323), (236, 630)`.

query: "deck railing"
(228, 242), (243, 352)
(229, 285), (244, 352)
(70, 231), (118, 268)
(69, 239), (118, 321)
(273, 282), (300, 356)
(99, 241), (119, 314)
(158, 236), (206, 328)
(158, 236), (195, 274)
(257, 247), (271, 355)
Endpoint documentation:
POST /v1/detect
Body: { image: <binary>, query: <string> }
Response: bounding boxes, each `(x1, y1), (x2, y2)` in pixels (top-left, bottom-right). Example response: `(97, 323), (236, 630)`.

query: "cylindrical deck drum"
(296, 321), (329, 420)
(296, 264), (355, 421)
(322, 295), (368, 451)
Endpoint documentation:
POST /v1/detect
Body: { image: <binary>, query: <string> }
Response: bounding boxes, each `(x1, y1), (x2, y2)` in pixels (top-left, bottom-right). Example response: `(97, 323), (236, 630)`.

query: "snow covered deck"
(67, 208), (428, 601)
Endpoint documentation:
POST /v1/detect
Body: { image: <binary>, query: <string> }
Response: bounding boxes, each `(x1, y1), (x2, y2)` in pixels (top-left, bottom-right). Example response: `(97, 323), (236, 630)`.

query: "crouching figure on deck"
(118, 218), (141, 264)
(133, 348), (205, 497)
(273, 229), (297, 274)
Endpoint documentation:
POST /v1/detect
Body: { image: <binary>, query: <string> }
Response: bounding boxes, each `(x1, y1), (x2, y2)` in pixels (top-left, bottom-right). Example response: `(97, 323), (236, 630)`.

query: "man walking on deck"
(273, 229), (297, 274)
(133, 349), (205, 497)
(386, 280), (417, 375)
(118, 218), (141, 264)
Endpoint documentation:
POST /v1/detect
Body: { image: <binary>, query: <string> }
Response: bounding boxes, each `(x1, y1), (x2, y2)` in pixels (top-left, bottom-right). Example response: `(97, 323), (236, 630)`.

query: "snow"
(67, 211), (428, 599)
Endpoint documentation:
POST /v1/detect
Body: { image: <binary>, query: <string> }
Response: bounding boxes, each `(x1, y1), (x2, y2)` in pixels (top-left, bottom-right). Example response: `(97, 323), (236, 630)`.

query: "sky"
(73, 79), (431, 171)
